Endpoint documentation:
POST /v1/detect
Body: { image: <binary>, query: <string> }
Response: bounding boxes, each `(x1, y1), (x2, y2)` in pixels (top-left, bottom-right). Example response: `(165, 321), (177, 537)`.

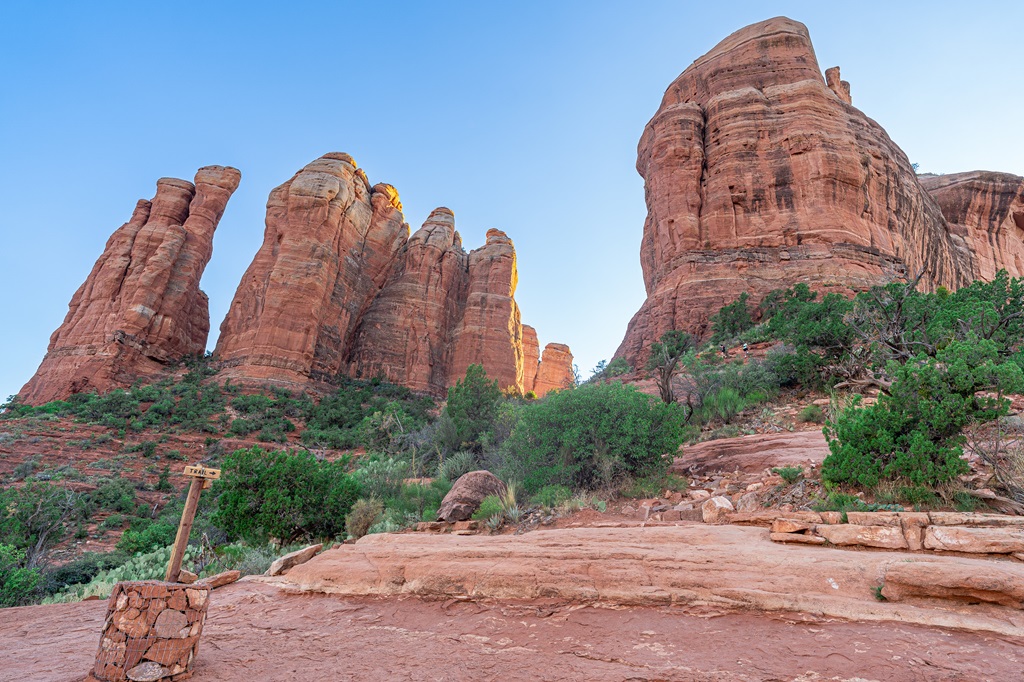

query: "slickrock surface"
(672, 430), (829, 475)
(217, 155), (571, 396)
(615, 17), (979, 366)
(921, 171), (1024, 281)
(6, 580), (1023, 682)
(19, 167), (240, 404)
(277, 524), (1024, 636)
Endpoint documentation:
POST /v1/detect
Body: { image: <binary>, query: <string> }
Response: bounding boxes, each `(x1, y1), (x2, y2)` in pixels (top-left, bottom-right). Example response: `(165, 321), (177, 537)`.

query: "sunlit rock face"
(920, 172), (1024, 282)
(216, 153), (570, 396)
(19, 166), (240, 404)
(615, 16), (978, 367)
(215, 153), (409, 386)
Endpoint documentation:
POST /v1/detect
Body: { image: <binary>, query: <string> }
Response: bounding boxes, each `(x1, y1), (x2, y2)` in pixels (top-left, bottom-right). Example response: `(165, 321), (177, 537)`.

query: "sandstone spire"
(19, 166), (240, 404)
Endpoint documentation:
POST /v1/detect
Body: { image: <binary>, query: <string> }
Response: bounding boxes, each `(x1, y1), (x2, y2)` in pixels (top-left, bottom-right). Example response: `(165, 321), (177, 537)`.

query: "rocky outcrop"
(521, 325), (540, 394)
(532, 344), (574, 395)
(218, 153), (569, 396)
(615, 17), (978, 366)
(215, 153), (408, 386)
(19, 167), (240, 404)
(921, 172), (1024, 281)
(519, 328), (574, 397)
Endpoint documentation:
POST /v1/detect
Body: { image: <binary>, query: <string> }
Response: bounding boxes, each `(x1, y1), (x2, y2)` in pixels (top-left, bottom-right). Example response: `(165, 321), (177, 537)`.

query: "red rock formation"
(615, 17), (975, 367)
(448, 229), (523, 392)
(347, 208), (469, 394)
(215, 153), (408, 387)
(19, 166), (240, 404)
(532, 343), (574, 396)
(824, 66), (852, 104)
(921, 172), (1024, 281)
(521, 325), (540, 394)
(218, 155), (570, 396)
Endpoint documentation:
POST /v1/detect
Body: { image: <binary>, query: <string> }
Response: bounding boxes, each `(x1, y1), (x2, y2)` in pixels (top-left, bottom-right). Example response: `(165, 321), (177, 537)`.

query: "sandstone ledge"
(270, 525), (1024, 636)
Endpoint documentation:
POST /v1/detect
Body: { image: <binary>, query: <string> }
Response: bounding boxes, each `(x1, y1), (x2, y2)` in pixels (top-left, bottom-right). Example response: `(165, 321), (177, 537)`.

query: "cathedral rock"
(613, 17), (1024, 367)
(19, 166), (240, 404)
(216, 153), (571, 397)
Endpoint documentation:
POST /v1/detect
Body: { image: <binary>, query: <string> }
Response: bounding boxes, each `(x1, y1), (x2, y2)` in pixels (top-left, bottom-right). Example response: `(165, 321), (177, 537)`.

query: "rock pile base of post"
(86, 580), (209, 682)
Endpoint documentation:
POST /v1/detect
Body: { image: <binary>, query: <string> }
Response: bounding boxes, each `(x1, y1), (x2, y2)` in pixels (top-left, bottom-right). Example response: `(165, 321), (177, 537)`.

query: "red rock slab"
(275, 524), (1024, 636)
(672, 430), (829, 475)
(4, 581), (1024, 682)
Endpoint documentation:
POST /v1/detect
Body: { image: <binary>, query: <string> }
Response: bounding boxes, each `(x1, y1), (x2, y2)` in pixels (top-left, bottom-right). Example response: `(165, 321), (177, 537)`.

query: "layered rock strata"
(921, 172), (1024, 281)
(215, 153), (408, 386)
(615, 17), (978, 366)
(19, 166), (240, 404)
(217, 154), (569, 396)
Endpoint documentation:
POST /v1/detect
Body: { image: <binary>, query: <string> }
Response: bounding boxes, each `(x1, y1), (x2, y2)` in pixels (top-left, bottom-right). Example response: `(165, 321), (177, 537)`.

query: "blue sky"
(2, 1), (1022, 400)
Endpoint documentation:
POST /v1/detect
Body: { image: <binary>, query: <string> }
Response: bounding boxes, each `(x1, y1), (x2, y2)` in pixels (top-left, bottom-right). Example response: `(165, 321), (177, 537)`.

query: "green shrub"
(0, 482), (77, 564)
(87, 477), (137, 514)
(530, 484), (572, 508)
(772, 466), (804, 484)
(345, 499), (384, 540)
(504, 382), (690, 493)
(116, 520), (177, 555)
(212, 447), (360, 544)
(353, 457), (410, 501)
(472, 495), (504, 521)
(445, 364), (502, 453)
(798, 404), (826, 424)
(823, 340), (1023, 487)
(438, 451), (476, 482)
(99, 514), (125, 530)
(0, 544), (41, 607)
(711, 293), (754, 342)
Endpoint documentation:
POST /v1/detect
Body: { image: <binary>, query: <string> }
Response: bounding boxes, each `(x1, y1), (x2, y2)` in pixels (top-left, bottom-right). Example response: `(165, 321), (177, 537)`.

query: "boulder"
(923, 526), (1024, 554)
(437, 471), (506, 523)
(813, 524), (909, 550)
(701, 496), (734, 524)
(267, 543), (323, 576)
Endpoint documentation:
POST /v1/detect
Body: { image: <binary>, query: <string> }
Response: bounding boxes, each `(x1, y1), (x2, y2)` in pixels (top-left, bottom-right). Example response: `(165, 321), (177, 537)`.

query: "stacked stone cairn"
(86, 580), (209, 681)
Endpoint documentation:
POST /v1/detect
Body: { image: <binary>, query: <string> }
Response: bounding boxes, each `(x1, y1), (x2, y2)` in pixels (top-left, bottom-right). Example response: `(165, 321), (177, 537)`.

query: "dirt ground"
(3, 580), (1021, 682)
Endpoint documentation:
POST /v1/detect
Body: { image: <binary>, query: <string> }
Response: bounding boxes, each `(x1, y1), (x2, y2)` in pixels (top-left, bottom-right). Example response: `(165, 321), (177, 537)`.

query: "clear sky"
(1, 1), (1022, 400)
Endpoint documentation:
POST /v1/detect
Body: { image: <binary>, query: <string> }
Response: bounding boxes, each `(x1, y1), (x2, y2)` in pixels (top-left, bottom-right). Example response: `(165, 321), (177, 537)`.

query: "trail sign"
(165, 465), (222, 583)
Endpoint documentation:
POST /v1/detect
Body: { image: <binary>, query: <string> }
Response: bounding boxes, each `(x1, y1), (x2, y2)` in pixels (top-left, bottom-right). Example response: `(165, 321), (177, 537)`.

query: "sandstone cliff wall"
(19, 167), (240, 404)
(921, 172), (1024, 282)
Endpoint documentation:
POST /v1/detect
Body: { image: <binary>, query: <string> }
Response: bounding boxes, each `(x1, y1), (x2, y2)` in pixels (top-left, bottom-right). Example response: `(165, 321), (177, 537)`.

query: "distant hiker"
(742, 342), (749, 358)
(720, 344), (727, 357)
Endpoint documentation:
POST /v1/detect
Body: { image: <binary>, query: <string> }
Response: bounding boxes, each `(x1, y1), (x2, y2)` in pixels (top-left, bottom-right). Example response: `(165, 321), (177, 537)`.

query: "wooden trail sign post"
(164, 464), (220, 583)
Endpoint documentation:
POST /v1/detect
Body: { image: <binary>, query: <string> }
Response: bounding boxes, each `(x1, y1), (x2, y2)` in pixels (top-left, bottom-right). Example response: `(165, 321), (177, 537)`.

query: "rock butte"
(19, 153), (572, 403)
(217, 154), (571, 397)
(615, 16), (1023, 367)
(19, 167), (241, 405)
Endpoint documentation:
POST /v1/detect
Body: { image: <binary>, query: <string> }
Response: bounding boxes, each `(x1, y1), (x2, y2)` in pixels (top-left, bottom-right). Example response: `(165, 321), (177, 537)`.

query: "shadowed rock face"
(615, 16), (978, 367)
(19, 166), (241, 404)
(921, 172), (1024, 281)
(217, 154), (570, 396)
